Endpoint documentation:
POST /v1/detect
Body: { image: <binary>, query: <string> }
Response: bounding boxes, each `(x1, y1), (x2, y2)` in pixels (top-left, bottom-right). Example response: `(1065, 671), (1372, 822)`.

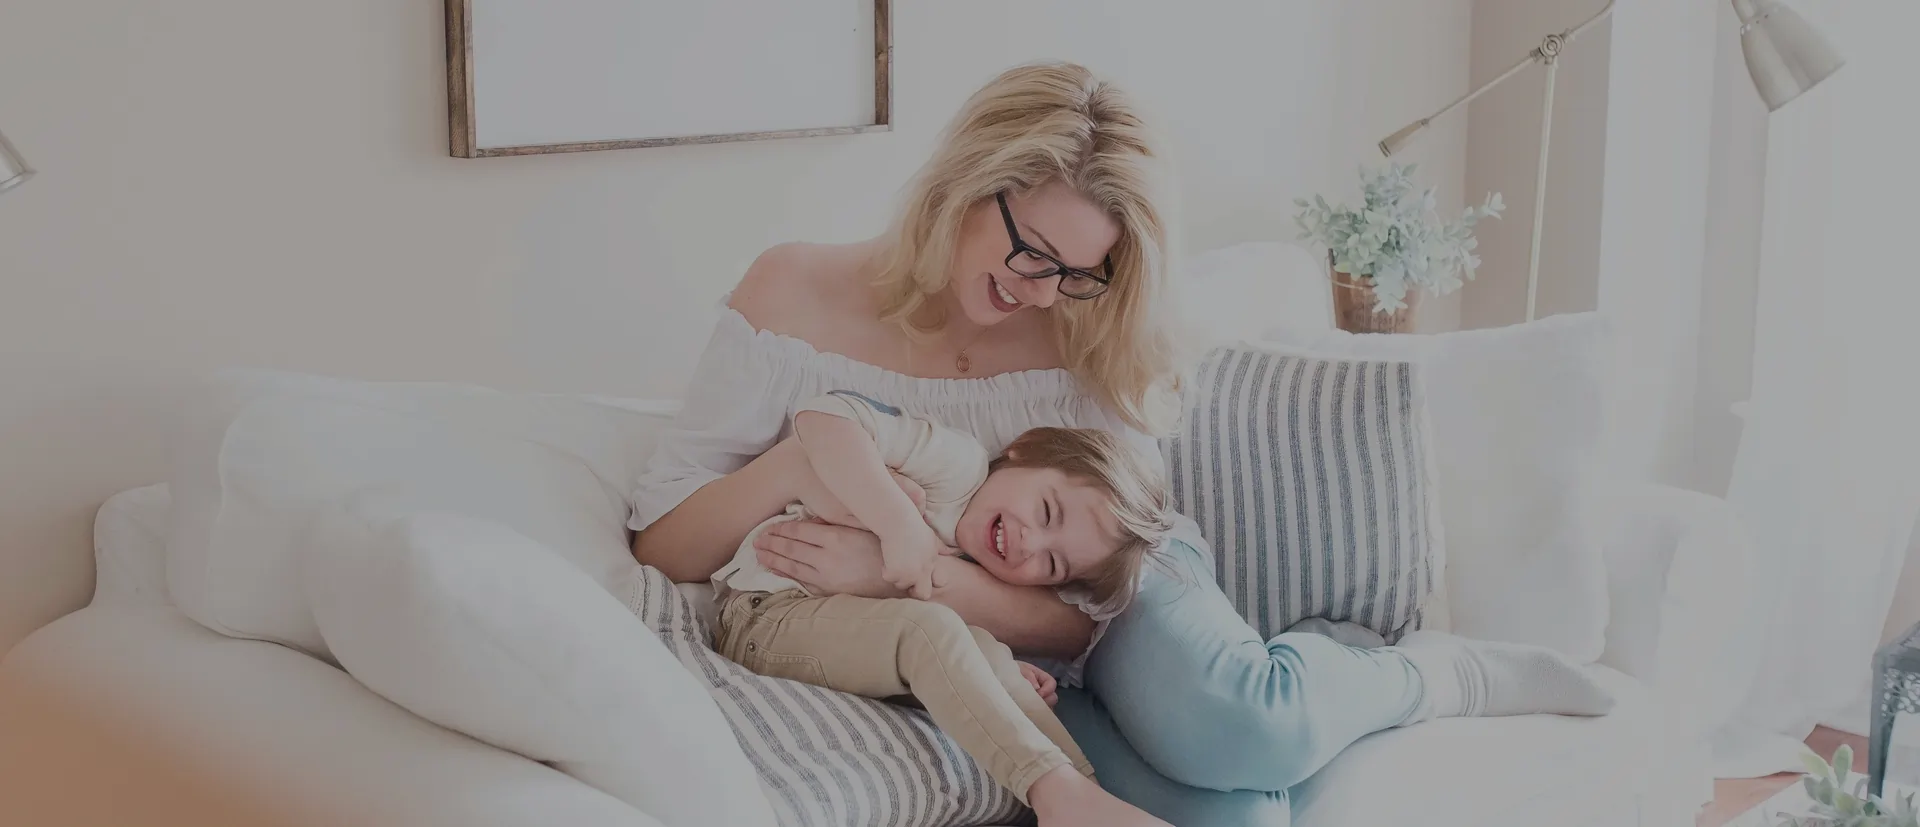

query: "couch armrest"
(0, 606), (659, 827)
(1599, 483), (1755, 740)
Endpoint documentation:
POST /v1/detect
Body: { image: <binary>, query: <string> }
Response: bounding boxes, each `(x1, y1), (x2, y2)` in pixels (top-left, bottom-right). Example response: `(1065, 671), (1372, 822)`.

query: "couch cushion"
(1289, 666), (1657, 827)
(1257, 313), (1615, 662)
(0, 606), (662, 827)
(93, 484), (172, 608)
(164, 370), (672, 660)
(619, 565), (1030, 827)
(302, 504), (778, 827)
(1161, 345), (1441, 642)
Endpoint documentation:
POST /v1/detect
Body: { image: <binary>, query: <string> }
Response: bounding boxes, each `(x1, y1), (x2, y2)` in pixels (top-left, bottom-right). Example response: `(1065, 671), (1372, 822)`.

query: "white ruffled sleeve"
(628, 313), (801, 532)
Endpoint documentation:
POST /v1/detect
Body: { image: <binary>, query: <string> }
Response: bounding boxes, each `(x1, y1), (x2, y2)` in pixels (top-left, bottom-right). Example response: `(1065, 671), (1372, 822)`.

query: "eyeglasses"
(997, 193), (1113, 300)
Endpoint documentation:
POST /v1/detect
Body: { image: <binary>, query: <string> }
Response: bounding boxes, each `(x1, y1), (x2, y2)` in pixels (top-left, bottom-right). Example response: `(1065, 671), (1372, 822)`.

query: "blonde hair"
(872, 61), (1182, 434)
(989, 427), (1174, 615)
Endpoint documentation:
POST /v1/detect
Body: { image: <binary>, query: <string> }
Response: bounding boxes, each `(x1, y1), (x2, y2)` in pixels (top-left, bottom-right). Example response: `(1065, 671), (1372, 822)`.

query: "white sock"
(1390, 630), (1616, 725)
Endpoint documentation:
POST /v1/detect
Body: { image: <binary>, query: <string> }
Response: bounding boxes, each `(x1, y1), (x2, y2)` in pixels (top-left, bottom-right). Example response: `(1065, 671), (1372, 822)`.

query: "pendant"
(955, 351), (972, 374)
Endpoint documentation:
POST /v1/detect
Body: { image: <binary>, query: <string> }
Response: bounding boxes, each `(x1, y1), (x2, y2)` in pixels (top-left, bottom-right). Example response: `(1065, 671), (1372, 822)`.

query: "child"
(710, 390), (1175, 827)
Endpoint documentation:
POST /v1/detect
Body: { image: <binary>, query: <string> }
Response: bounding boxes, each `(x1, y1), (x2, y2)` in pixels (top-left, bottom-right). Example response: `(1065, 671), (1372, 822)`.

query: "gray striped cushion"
(1160, 346), (1442, 643)
(617, 566), (1031, 827)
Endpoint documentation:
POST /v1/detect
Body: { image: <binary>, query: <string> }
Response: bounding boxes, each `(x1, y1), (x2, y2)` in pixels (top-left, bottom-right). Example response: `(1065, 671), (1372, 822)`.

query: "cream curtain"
(1711, 0), (1920, 778)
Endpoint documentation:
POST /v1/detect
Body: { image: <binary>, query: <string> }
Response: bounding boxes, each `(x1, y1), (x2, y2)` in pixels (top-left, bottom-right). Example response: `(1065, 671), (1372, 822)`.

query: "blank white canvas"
(469, 0), (877, 149)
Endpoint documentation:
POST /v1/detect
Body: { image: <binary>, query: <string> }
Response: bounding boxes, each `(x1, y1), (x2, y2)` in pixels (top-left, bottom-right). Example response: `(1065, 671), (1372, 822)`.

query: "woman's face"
(948, 181), (1121, 328)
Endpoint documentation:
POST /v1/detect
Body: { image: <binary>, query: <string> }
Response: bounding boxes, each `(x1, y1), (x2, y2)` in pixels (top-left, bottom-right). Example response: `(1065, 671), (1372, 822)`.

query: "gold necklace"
(946, 325), (991, 374)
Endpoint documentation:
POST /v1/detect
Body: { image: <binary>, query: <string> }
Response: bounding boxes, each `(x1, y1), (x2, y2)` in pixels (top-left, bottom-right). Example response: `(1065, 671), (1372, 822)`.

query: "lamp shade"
(1736, 0), (1846, 111)
(0, 128), (32, 194)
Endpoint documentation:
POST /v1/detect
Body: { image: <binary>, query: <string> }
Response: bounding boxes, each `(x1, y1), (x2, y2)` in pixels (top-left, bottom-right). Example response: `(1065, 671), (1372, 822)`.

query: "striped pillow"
(1161, 345), (1443, 643)
(617, 566), (1031, 827)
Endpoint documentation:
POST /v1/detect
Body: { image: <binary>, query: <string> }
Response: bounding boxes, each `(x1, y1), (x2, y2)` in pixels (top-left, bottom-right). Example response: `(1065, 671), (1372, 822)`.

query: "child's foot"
(1390, 630), (1616, 724)
(1027, 767), (1169, 827)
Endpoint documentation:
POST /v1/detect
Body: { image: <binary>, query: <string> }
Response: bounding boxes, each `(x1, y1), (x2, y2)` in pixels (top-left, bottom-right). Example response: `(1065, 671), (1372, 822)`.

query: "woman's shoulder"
(727, 240), (879, 339)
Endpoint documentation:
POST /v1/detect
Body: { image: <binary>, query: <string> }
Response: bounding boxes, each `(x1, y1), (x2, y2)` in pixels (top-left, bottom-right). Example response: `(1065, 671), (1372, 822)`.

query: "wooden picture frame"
(444, 0), (893, 158)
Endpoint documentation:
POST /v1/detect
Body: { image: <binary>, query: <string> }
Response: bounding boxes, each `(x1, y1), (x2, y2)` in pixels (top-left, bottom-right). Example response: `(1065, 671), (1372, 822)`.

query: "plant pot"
(1330, 270), (1419, 334)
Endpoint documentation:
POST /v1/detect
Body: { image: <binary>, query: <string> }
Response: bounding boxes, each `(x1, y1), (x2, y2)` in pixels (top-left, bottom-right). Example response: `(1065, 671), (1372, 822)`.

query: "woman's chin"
(956, 301), (1007, 329)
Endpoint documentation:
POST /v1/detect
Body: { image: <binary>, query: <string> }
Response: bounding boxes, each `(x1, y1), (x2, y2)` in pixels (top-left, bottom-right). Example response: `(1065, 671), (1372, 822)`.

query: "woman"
(631, 61), (1612, 826)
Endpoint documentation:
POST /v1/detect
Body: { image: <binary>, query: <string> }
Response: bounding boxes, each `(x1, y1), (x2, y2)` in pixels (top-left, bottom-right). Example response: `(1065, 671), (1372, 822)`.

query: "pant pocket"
(746, 645), (830, 688)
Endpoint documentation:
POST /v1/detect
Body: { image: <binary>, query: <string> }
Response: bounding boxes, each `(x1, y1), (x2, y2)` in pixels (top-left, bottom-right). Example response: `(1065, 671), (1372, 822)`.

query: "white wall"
(0, 0), (1473, 653)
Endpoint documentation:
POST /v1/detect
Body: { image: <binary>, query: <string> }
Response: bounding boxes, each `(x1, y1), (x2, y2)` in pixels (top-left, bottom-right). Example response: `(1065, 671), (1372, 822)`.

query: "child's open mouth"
(990, 515), (1009, 560)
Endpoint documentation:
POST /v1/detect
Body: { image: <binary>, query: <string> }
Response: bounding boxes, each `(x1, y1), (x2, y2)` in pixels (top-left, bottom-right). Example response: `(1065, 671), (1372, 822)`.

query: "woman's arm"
(631, 244), (866, 583)
(928, 556), (1096, 659)
(753, 520), (1096, 659)
(631, 437), (804, 582)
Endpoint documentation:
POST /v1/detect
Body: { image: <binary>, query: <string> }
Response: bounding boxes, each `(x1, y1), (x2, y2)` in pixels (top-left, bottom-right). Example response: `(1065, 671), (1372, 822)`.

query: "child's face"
(955, 466), (1125, 588)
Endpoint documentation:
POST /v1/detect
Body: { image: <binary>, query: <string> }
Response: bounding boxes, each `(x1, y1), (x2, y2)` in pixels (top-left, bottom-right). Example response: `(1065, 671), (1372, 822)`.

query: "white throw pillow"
(164, 369), (671, 660)
(301, 502), (777, 827)
(1255, 312), (1616, 662)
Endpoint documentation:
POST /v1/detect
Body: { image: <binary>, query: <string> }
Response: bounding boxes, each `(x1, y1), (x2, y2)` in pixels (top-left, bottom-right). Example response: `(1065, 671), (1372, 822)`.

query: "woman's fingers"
(764, 519), (849, 548)
(755, 534), (824, 583)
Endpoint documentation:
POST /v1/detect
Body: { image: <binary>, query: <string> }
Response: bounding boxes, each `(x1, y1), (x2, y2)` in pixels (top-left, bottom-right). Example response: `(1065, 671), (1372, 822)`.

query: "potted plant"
(1763, 745), (1920, 827)
(1293, 162), (1503, 334)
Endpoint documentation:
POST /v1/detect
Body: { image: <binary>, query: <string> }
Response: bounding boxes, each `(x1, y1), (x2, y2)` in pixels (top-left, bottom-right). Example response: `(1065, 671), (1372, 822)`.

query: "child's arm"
(782, 435), (927, 528)
(793, 410), (944, 598)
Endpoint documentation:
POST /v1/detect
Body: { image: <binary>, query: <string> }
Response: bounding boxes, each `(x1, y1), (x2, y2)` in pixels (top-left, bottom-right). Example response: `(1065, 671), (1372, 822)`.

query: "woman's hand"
(754, 520), (908, 599)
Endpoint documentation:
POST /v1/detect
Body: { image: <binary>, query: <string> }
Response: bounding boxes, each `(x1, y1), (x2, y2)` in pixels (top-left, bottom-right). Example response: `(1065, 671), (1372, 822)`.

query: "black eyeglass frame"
(995, 192), (1114, 300)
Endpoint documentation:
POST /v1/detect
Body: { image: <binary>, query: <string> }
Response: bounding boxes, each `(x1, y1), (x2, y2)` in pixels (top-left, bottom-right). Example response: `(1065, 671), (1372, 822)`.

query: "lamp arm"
(1379, 50), (1538, 155)
(1565, 0), (1619, 42)
(1378, 0), (1617, 156)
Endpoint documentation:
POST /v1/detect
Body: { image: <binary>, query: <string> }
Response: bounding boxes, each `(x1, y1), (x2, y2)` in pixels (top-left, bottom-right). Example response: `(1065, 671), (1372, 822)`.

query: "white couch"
(0, 242), (1750, 826)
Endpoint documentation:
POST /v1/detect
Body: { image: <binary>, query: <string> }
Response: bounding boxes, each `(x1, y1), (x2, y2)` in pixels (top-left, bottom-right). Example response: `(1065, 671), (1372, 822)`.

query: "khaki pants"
(714, 588), (1094, 802)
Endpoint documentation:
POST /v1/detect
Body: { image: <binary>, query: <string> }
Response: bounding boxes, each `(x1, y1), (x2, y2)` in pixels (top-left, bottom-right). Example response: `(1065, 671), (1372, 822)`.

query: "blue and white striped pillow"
(1161, 345), (1443, 643)
(618, 566), (1031, 827)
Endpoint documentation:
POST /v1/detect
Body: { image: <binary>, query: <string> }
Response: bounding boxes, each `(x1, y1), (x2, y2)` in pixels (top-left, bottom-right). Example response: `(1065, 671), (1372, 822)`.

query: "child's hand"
(880, 526), (945, 600)
(890, 471), (928, 516)
(1018, 662), (1058, 708)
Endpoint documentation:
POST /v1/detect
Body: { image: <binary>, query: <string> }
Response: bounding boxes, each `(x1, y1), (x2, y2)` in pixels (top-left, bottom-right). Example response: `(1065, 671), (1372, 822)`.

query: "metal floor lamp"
(0, 123), (32, 194)
(0, 127), (33, 195)
(1377, 0), (1845, 322)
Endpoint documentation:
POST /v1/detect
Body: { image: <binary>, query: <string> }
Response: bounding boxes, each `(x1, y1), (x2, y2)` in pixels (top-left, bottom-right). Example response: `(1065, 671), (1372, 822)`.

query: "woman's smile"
(987, 277), (1023, 313)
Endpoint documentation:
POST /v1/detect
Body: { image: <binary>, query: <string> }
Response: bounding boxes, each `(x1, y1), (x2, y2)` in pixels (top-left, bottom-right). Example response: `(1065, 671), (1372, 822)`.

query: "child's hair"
(988, 427), (1174, 615)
